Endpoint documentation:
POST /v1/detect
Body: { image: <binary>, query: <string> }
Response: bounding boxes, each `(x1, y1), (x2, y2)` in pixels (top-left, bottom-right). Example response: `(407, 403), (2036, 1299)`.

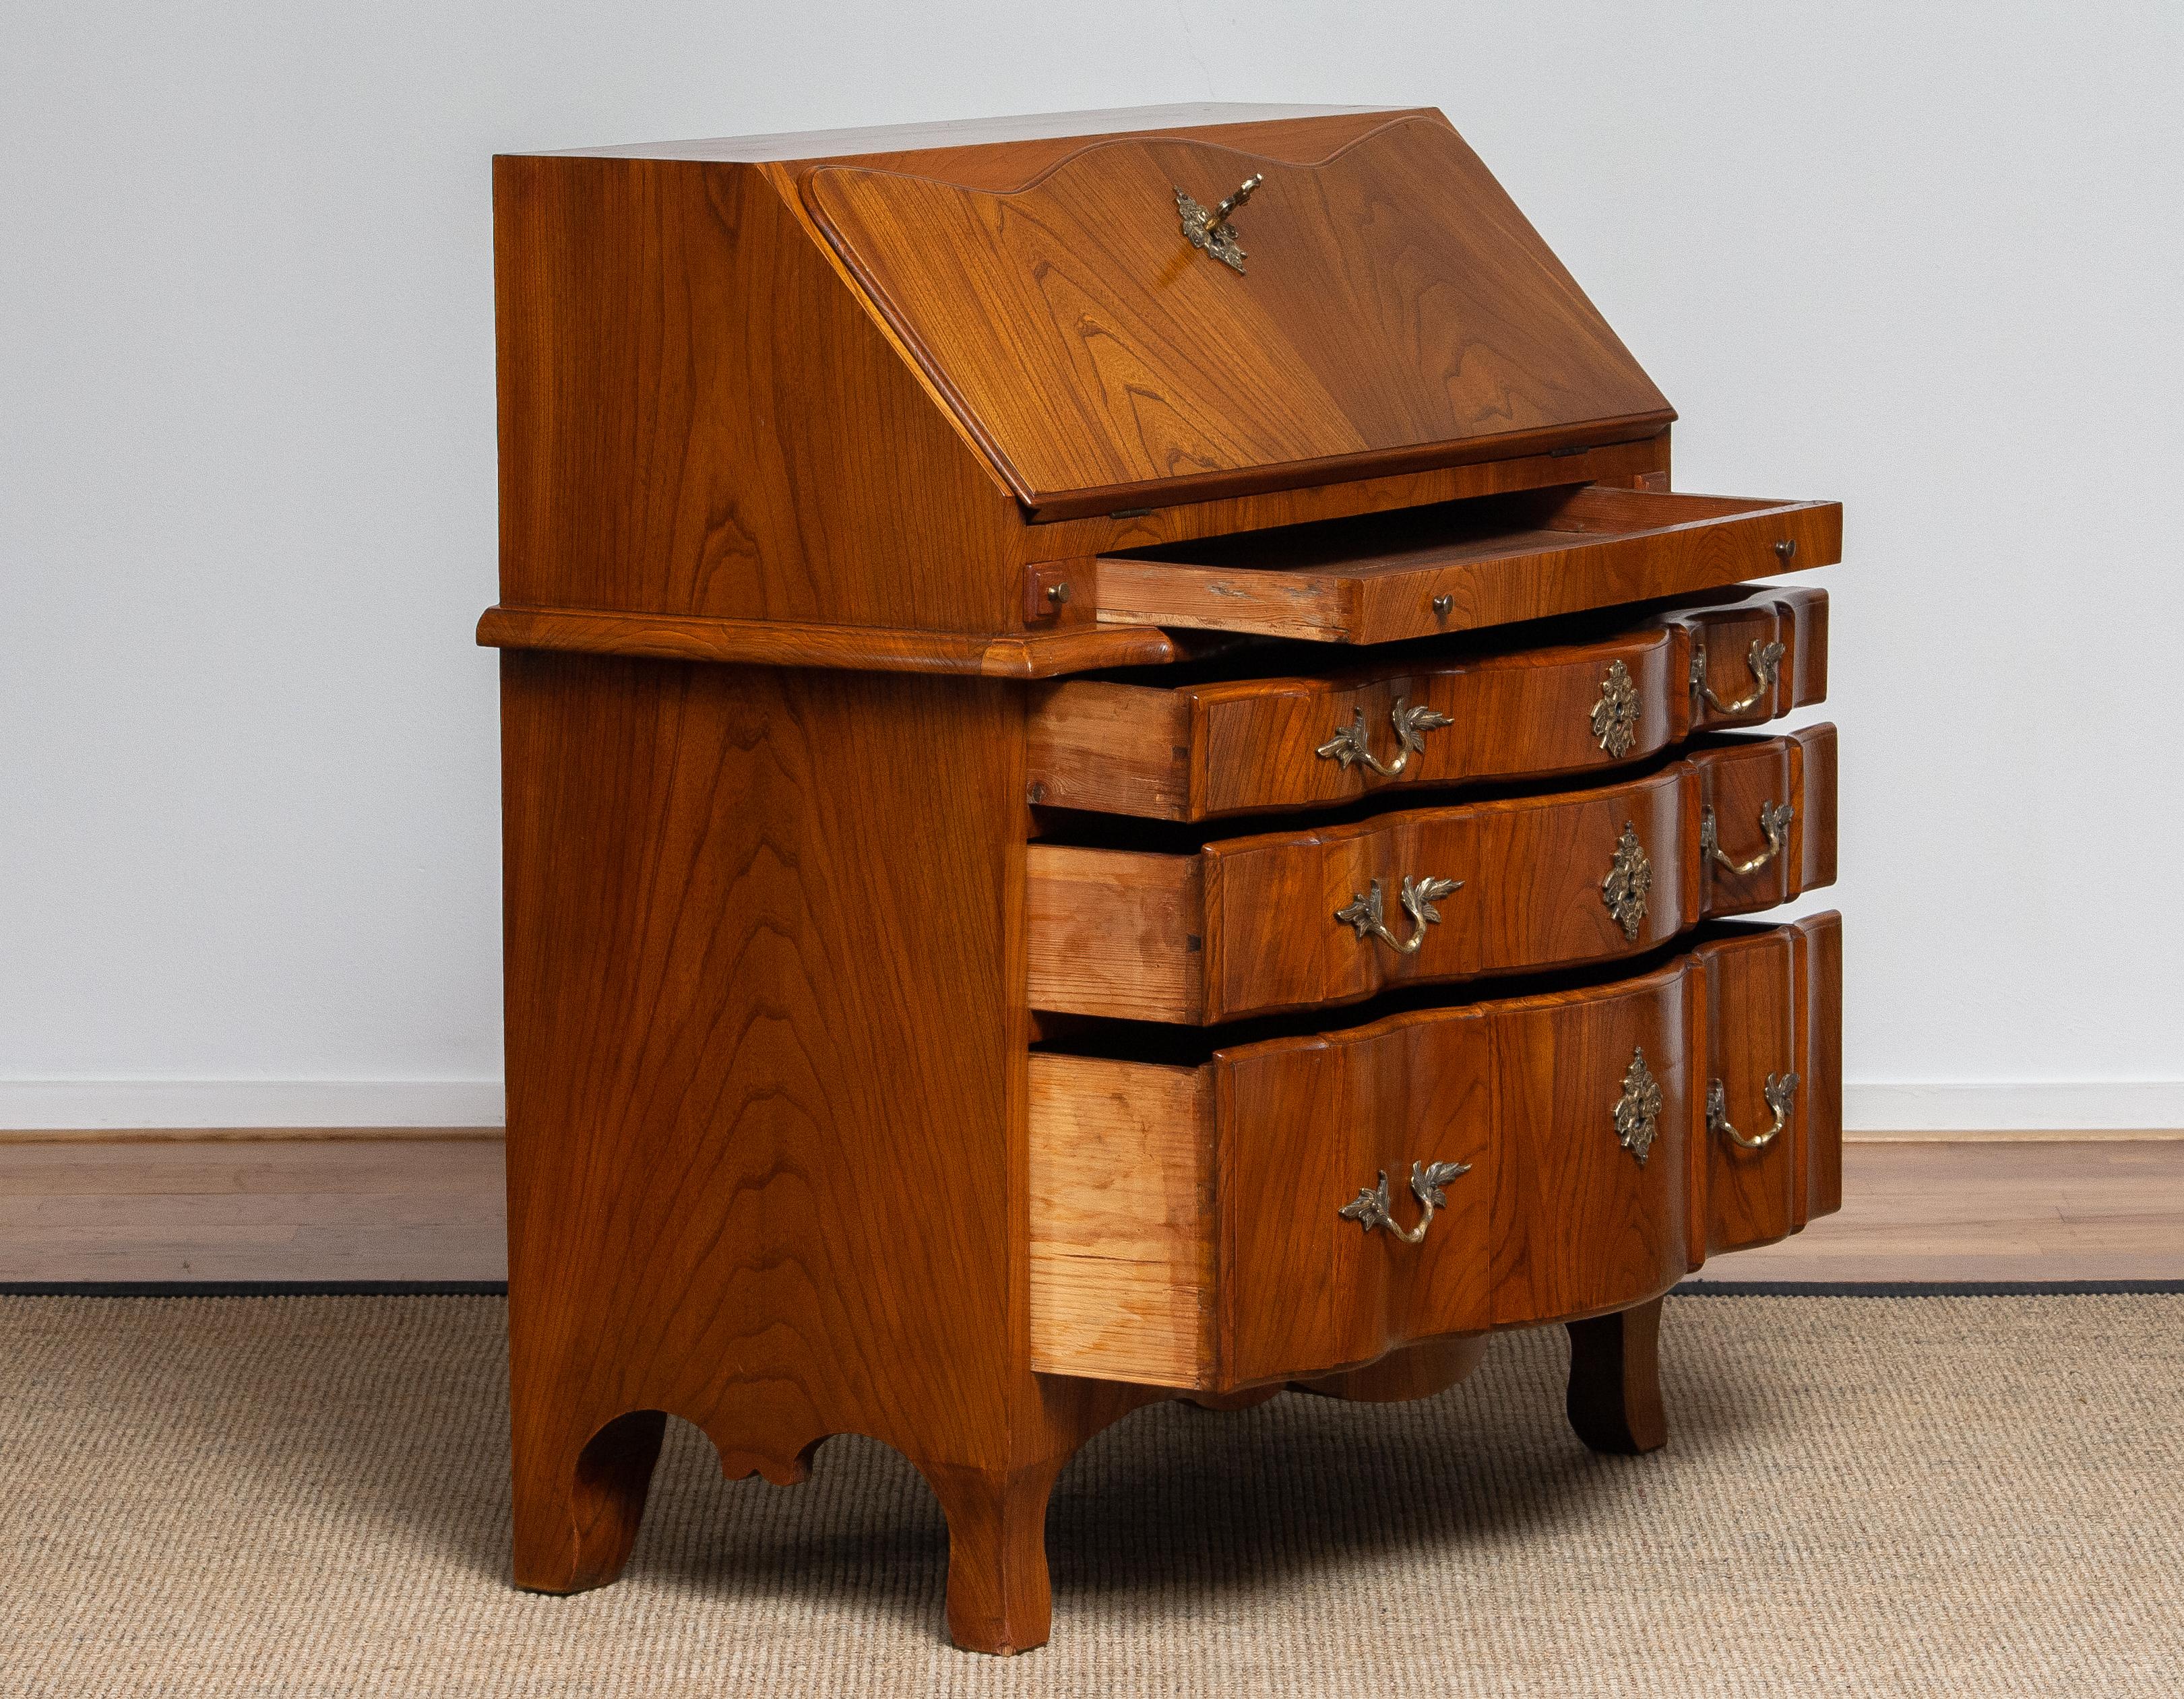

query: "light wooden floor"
(1, 1136), (2179, 1284)
(0, 1139), (507, 1283)
(1702, 1138), (2184, 1283)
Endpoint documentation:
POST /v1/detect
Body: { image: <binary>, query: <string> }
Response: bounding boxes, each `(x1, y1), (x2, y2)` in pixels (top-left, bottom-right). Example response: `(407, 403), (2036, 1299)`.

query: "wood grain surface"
(1565, 1297), (1668, 1453)
(1016, 437), (1671, 574)
(1026, 1056), (1214, 1384)
(482, 101), (1857, 1655)
(476, 605), (1178, 677)
(806, 117), (1671, 517)
(495, 134), (1679, 648)
(1028, 727), (1838, 1023)
(493, 153), (1026, 631)
(1696, 926), (1806, 1256)
(1026, 849), (1207, 1023)
(1026, 916), (1840, 1391)
(1027, 588), (1828, 821)
(497, 651), (1153, 1653)
(1098, 486), (1839, 644)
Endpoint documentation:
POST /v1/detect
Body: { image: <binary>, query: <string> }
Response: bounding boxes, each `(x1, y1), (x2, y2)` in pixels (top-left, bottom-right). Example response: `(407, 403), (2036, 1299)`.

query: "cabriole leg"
(1564, 1296), (1668, 1454)
(511, 1409), (666, 1594)
(921, 1456), (1066, 1655)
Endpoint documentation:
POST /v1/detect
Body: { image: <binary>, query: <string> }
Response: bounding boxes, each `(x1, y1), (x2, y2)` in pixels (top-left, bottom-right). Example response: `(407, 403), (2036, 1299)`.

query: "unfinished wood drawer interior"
(1027, 587), (1828, 822)
(1094, 485), (1841, 645)
(1028, 915), (1842, 1391)
(1028, 726), (1837, 1025)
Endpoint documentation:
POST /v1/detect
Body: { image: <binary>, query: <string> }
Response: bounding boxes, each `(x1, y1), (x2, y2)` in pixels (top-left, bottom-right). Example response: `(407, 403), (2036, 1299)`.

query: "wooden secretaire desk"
(480, 103), (1843, 1655)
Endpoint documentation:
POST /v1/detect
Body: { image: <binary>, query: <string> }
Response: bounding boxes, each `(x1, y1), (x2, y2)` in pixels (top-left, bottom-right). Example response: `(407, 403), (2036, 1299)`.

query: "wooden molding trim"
(476, 606), (1179, 678)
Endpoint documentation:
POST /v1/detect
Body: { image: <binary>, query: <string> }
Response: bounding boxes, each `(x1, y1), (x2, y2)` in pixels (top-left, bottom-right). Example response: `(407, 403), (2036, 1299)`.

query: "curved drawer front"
(1029, 726), (1835, 1024)
(1028, 914), (1841, 1391)
(1026, 588), (1826, 821)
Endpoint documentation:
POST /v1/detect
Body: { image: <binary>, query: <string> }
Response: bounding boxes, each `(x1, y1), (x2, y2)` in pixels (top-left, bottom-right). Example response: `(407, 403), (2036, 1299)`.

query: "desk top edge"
(518, 103), (1412, 163)
(477, 605), (1182, 678)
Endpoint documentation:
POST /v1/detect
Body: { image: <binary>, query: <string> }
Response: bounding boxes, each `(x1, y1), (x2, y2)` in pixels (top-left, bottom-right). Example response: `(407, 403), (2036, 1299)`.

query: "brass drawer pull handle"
(1336, 873), (1462, 955)
(1340, 1159), (1471, 1244)
(1175, 173), (1262, 274)
(1690, 637), (1786, 714)
(1701, 800), (1793, 874)
(1315, 697), (1454, 777)
(1708, 1072), (1801, 1151)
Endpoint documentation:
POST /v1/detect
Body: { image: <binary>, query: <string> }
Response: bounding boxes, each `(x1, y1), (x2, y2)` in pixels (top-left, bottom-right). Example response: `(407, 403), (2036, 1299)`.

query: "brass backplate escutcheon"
(1590, 660), (1640, 757)
(1613, 1046), (1664, 1166)
(1600, 822), (1652, 942)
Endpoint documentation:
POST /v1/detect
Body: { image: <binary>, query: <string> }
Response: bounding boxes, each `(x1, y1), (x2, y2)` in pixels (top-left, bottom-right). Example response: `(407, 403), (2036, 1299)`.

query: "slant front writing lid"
(805, 115), (1673, 520)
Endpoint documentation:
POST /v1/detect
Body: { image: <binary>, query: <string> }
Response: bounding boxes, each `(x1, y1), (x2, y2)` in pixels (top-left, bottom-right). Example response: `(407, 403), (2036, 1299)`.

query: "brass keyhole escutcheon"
(1175, 173), (1263, 273)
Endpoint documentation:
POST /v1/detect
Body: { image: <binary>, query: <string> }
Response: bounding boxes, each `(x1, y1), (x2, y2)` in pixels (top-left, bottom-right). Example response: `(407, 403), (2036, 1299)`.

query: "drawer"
(1096, 485), (1839, 645)
(1026, 587), (1826, 821)
(1029, 726), (1836, 1023)
(1028, 914), (1842, 1391)
(1703, 910), (1844, 1253)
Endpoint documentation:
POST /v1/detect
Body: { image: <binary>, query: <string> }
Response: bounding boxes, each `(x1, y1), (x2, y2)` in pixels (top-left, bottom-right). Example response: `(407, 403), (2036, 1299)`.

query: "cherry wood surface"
(807, 117), (1670, 518)
(1565, 1298), (1668, 1454)
(1028, 726), (1836, 1023)
(1099, 486), (1838, 644)
(498, 652), (1158, 1655)
(1026, 915), (1841, 1392)
(769, 108), (1434, 195)
(1800, 911), (1845, 1225)
(476, 605), (1179, 678)
(1698, 927), (1806, 1256)
(484, 104), (1851, 1655)
(1028, 587), (1828, 821)
(1024, 437), (1670, 574)
(494, 152), (1024, 633)
(1292, 1336), (1490, 1404)
(497, 133), (1682, 644)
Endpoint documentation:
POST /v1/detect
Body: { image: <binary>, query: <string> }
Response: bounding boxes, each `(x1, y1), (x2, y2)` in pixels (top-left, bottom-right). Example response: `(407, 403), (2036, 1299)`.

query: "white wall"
(4, 2), (2181, 1130)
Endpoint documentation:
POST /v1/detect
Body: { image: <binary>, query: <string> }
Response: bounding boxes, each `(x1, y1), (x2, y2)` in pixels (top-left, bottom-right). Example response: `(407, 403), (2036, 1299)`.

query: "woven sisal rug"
(1, 1294), (2177, 1696)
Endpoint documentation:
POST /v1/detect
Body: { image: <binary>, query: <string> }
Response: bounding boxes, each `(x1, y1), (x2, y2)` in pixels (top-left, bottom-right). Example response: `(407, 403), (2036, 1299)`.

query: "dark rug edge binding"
(1, 1280), (2179, 1299)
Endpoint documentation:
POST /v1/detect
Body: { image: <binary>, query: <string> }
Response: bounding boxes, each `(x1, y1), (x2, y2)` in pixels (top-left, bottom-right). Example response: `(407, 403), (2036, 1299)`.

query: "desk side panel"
(493, 158), (1023, 629)
(499, 658), (1146, 1501)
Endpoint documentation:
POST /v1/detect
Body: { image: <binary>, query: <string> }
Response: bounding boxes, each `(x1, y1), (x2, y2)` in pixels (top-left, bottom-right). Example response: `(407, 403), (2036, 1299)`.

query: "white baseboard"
(0, 1080), (505, 1131)
(1846, 1081), (2184, 1134)
(3, 1079), (2178, 1136)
